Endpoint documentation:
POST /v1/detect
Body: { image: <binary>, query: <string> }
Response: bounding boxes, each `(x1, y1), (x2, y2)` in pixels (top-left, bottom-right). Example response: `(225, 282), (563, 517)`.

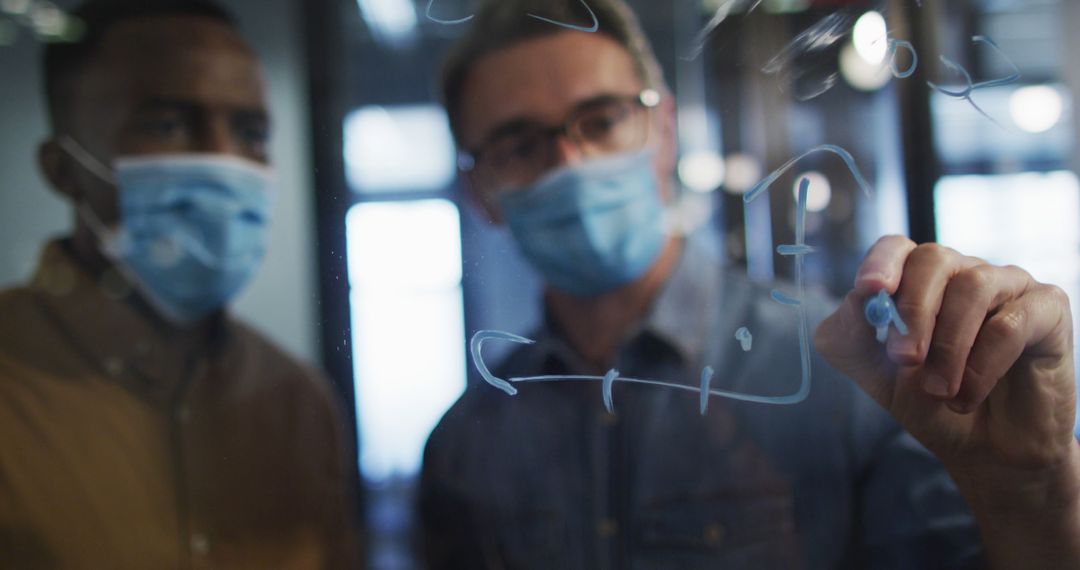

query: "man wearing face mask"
(0, 1), (359, 567)
(419, 1), (1080, 568)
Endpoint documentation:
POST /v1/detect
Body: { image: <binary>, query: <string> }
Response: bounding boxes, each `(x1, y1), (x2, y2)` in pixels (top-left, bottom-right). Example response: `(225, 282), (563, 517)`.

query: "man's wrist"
(949, 440), (1080, 567)
(949, 440), (1080, 515)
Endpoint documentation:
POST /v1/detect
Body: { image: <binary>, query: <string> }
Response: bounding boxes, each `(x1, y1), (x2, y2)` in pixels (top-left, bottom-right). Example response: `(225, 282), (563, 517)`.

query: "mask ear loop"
(54, 136), (213, 326)
(75, 192), (192, 325)
(54, 135), (125, 252)
(57, 135), (116, 185)
(638, 94), (693, 238)
(58, 137), (172, 317)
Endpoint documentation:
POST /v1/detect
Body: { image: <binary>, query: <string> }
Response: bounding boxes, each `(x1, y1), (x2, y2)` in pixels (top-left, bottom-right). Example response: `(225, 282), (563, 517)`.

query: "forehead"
(458, 31), (643, 146)
(81, 15), (264, 111)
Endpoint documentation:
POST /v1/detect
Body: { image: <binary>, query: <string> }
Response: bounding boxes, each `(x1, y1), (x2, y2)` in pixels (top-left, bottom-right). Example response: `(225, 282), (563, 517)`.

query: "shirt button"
(104, 357), (125, 377)
(599, 412), (618, 427)
(190, 533), (210, 556)
(598, 518), (618, 538)
(704, 523), (726, 546)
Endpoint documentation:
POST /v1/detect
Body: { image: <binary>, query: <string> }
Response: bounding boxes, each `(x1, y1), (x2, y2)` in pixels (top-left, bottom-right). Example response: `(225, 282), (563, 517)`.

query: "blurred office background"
(1, 0), (1078, 567)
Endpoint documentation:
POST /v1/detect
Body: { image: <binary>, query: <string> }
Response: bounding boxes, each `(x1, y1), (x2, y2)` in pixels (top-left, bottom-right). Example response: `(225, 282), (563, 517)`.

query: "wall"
(0, 0), (321, 364)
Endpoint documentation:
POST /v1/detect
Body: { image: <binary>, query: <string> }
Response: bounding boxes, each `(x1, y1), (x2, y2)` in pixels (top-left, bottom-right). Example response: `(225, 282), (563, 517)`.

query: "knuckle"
(1003, 264), (1033, 280)
(952, 266), (995, 295)
(962, 361), (991, 386)
(929, 336), (964, 357)
(1042, 284), (1071, 308)
(896, 298), (930, 321)
(877, 234), (913, 249)
(910, 243), (953, 266)
(987, 309), (1026, 340)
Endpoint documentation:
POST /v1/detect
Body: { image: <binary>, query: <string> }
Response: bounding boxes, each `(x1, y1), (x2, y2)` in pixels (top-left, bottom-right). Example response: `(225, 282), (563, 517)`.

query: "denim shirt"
(419, 238), (984, 569)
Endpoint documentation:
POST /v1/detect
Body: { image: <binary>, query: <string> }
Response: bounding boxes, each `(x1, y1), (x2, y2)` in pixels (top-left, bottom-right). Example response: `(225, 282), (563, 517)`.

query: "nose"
(549, 132), (585, 169)
(199, 116), (243, 157)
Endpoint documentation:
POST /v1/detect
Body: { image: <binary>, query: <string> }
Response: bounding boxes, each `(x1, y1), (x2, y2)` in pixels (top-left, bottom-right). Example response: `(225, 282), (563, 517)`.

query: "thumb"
(814, 290), (896, 410)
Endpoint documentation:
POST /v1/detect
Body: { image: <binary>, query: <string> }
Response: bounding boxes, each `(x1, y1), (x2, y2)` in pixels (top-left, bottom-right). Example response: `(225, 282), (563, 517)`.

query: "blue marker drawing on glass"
(468, 155), (866, 411)
(928, 55), (995, 123)
(967, 36), (1021, 90)
(425, 0), (598, 31)
(778, 244), (817, 256)
(682, 0), (763, 61)
(770, 289), (801, 306)
(602, 368), (619, 413)
(425, 0), (473, 24)
(527, 0), (598, 33)
(762, 12), (852, 73)
(744, 144), (872, 205)
(469, 329), (535, 396)
(470, 329), (811, 406)
(769, 176), (812, 310)
(888, 39), (919, 78)
(927, 35), (1020, 125)
(699, 366), (715, 415)
(762, 11), (852, 101)
(734, 327), (753, 352)
(864, 289), (909, 343)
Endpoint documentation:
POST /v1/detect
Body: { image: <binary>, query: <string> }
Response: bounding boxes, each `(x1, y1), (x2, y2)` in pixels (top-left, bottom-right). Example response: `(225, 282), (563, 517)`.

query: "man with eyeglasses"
(419, 0), (1080, 568)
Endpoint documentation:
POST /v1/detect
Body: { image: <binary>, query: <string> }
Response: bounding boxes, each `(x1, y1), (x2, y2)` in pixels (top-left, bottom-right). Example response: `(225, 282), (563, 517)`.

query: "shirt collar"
(640, 234), (724, 368)
(29, 240), (231, 404)
(531, 232), (726, 372)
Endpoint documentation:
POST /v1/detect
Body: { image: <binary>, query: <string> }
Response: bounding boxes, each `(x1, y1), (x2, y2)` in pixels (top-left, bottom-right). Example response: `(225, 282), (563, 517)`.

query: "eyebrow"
(473, 93), (630, 152)
(133, 98), (269, 123)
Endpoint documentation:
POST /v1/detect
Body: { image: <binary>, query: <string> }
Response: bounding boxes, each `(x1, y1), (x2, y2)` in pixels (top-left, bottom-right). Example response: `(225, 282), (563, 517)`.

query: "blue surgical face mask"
(497, 148), (668, 297)
(59, 137), (275, 325)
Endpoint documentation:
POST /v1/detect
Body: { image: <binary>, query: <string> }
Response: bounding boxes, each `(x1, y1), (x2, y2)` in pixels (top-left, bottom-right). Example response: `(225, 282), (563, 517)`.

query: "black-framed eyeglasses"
(460, 89), (661, 189)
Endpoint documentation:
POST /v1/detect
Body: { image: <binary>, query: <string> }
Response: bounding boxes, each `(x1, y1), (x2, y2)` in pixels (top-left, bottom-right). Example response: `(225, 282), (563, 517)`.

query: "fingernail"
(947, 401), (974, 414)
(889, 338), (920, 361)
(855, 272), (886, 285)
(923, 374), (951, 398)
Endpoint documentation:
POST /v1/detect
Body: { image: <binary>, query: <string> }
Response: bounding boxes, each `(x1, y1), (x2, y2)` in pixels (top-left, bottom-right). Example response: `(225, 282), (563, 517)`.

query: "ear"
(463, 169), (505, 225)
(38, 138), (79, 201)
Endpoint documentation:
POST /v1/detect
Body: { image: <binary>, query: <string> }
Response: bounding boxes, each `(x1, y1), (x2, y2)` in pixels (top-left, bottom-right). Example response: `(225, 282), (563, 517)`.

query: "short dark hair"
(440, 0), (665, 145)
(42, 0), (239, 133)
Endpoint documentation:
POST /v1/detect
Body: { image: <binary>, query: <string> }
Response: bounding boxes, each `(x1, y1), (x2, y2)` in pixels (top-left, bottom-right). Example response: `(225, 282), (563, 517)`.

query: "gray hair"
(439, 0), (666, 145)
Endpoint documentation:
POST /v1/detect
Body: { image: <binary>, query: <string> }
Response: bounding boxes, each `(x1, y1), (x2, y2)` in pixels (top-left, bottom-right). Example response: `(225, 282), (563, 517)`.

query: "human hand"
(815, 236), (1077, 491)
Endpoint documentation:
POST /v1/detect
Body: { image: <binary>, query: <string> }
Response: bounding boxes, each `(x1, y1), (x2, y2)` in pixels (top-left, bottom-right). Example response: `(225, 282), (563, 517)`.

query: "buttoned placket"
(591, 402), (614, 570)
(543, 336), (619, 570)
(596, 346), (635, 570)
(28, 243), (235, 568)
(171, 356), (208, 569)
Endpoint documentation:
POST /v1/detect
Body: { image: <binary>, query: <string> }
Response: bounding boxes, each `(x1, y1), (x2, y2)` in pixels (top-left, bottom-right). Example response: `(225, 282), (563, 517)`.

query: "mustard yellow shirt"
(0, 242), (358, 569)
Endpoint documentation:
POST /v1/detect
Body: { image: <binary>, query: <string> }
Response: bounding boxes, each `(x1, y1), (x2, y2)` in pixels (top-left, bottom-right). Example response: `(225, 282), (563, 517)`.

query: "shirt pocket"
(634, 489), (805, 569)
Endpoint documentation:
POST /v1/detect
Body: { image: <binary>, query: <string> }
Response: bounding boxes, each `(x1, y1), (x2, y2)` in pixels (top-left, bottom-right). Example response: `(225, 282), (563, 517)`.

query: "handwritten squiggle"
(888, 39), (919, 78)
(425, 0), (473, 25)
(527, 0), (598, 33)
(927, 35), (1021, 125)
(470, 329), (810, 409)
(424, 0), (598, 32)
(682, 0), (763, 61)
(762, 12), (854, 102)
(744, 144), (872, 204)
(470, 174), (839, 411)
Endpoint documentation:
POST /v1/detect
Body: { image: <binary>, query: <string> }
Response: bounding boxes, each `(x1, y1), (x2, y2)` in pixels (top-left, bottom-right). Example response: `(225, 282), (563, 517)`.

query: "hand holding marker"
(864, 289), (909, 343)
